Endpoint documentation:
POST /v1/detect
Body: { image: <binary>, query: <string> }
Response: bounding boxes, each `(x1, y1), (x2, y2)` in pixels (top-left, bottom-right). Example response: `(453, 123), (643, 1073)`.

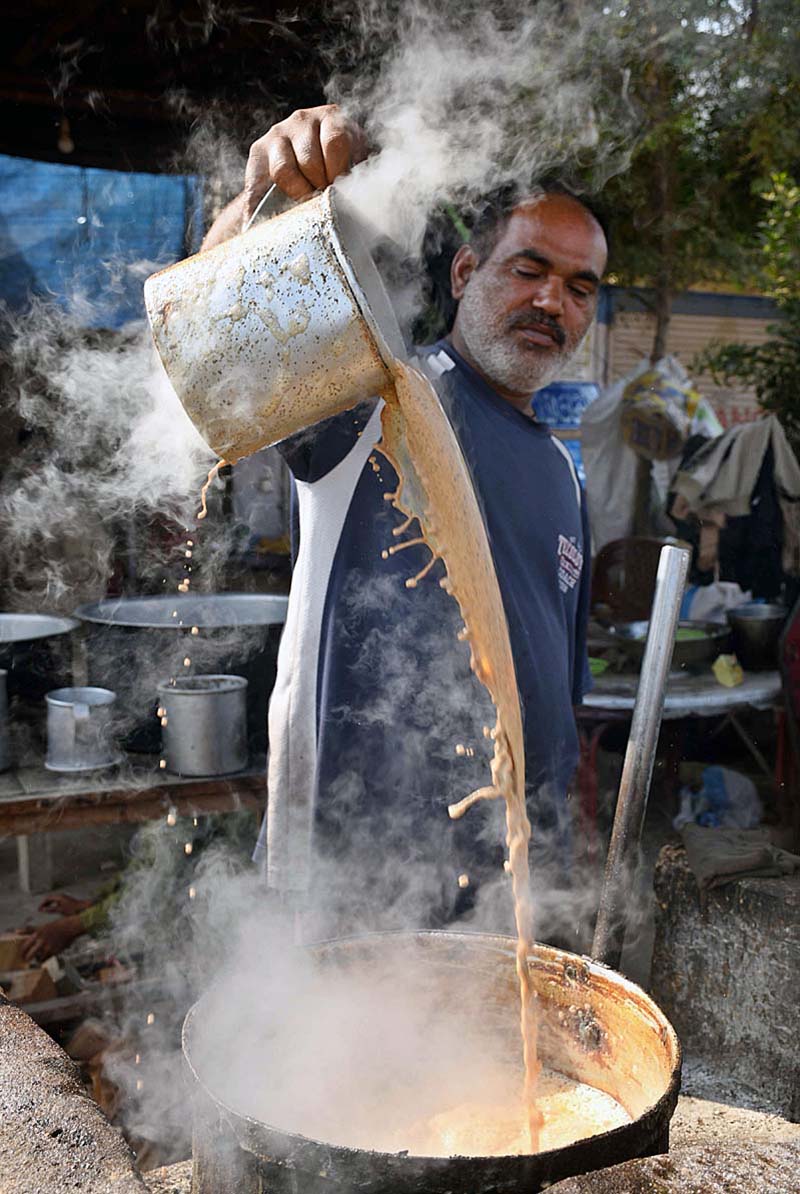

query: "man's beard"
(456, 280), (584, 396)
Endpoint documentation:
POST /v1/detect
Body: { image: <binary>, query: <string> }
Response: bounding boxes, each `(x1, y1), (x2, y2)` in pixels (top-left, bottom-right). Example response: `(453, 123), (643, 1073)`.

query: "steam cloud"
(0, 302), (216, 610)
(328, 0), (635, 261)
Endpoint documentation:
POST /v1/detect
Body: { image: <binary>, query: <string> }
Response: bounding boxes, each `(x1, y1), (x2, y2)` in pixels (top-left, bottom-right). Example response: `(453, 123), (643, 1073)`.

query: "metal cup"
(157, 674), (248, 777)
(45, 686), (120, 772)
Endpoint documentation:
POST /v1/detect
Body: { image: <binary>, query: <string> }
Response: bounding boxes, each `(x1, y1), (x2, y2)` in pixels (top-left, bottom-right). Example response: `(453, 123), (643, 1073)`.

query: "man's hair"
(469, 178), (611, 263)
(414, 178), (610, 343)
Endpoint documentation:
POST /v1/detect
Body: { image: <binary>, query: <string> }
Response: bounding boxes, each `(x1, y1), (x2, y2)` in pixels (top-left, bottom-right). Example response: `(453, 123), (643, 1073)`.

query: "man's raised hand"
(242, 104), (368, 227)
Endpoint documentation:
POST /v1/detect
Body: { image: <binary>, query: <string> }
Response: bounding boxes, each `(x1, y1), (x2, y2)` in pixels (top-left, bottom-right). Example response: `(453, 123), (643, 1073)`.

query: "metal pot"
(726, 602), (787, 671)
(184, 931), (680, 1194)
(157, 674), (248, 776)
(144, 187), (405, 463)
(603, 619), (729, 670)
(74, 593), (287, 753)
(45, 686), (120, 772)
(0, 613), (77, 703)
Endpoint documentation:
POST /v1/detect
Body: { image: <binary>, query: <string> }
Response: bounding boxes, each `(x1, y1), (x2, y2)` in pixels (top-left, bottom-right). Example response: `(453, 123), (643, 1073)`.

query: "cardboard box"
(7, 967), (58, 1005)
(0, 934), (28, 971)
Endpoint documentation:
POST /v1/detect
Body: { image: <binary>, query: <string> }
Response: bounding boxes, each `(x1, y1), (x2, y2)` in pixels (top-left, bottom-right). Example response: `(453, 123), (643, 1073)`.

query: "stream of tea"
(378, 359), (541, 1149)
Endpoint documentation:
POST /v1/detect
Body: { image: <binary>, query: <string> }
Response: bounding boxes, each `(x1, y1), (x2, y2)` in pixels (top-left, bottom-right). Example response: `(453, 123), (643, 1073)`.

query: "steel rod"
(592, 543), (691, 969)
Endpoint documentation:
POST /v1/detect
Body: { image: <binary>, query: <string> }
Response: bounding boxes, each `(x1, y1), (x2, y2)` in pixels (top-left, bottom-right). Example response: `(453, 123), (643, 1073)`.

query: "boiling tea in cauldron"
(185, 932), (679, 1166)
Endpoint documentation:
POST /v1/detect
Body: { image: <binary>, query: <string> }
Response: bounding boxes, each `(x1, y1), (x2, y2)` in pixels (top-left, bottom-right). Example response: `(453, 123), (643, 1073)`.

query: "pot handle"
(73, 701), (91, 745)
(245, 183), (285, 231)
(244, 182), (320, 231)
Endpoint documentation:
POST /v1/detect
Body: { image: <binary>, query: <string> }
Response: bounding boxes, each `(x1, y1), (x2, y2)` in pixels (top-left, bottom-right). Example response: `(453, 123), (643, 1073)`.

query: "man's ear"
(450, 244), (479, 301)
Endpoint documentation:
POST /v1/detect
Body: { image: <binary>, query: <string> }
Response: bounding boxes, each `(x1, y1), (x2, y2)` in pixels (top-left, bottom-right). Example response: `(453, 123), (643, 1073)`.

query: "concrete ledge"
(547, 1142), (800, 1192)
(650, 842), (800, 1119)
(0, 995), (147, 1193)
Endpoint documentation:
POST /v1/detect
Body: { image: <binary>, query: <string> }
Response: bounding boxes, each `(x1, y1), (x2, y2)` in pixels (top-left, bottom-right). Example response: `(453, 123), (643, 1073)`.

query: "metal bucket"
(184, 931), (681, 1193)
(144, 187), (405, 463)
(157, 674), (248, 777)
(727, 602), (787, 671)
(45, 686), (120, 772)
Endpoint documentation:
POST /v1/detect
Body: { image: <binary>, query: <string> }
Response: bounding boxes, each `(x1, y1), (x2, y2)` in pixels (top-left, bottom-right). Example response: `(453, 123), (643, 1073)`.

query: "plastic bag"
(581, 357), (721, 551)
(673, 765), (762, 831)
(620, 356), (722, 461)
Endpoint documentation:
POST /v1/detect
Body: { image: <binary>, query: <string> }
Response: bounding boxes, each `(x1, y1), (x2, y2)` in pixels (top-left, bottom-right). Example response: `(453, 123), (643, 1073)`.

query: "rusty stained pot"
(144, 187), (405, 465)
(183, 932), (681, 1193)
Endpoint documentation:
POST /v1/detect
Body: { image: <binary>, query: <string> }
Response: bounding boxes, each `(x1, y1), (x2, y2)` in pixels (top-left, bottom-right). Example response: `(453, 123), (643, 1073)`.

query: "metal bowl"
(0, 613), (79, 644)
(605, 619), (729, 670)
(727, 603), (787, 672)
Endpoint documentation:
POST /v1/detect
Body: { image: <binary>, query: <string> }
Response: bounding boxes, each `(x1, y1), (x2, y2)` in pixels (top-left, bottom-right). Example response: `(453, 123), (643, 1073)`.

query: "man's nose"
(534, 277), (564, 316)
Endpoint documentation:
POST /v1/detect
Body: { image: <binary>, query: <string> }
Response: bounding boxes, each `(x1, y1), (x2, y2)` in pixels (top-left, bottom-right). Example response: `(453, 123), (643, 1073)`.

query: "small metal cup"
(157, 674), (248, 777)
(45, 686), (120, 772)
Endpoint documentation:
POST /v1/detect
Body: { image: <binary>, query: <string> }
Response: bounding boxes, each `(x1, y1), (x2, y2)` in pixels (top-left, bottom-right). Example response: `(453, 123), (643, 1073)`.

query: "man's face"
(450, 193), (607, 402)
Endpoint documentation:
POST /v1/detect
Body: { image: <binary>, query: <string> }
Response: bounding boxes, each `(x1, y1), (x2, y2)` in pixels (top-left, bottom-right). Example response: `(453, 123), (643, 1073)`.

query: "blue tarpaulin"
(0, 154), (202, 327)
(532, 380), (600, 484)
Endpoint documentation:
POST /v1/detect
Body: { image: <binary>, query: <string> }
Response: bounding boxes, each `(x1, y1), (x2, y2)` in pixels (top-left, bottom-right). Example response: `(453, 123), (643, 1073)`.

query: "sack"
(620, 356), (721, 462)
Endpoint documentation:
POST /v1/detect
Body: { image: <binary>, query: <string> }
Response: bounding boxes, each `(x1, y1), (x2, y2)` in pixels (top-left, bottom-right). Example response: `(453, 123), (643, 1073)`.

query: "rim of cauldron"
(182, 930), (681, 1192)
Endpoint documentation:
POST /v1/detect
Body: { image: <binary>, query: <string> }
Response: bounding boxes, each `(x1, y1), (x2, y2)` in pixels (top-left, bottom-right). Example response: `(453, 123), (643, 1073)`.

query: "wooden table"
(0, 756), (267, 891)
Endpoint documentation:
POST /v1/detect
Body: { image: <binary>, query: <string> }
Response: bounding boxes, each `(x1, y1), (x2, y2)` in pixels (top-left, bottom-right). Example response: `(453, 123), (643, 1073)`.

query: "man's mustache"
(508, 312), (567, 348)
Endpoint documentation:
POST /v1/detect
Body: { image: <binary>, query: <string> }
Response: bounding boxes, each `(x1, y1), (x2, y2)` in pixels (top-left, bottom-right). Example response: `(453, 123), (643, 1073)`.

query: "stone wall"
(650, 843), (800, 1120)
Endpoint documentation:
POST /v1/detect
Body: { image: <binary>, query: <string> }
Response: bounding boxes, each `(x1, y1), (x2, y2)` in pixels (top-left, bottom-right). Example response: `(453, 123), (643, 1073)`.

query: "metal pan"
(604, 619), (729, 670)
(0, 613), (78, 704)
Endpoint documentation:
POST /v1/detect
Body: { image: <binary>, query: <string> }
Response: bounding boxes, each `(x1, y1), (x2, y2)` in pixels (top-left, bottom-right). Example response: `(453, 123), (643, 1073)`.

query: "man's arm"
(201, 104), (368, 252)
(200, 194), (247, 252)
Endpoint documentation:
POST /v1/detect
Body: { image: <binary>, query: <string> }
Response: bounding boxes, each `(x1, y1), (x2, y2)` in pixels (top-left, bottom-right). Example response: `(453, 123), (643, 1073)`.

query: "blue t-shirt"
(258, 342), (591, 902)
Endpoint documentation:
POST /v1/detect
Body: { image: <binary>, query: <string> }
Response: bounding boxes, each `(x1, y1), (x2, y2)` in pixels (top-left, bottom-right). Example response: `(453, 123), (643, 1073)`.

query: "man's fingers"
(242, 137), (272, 222)
(268, 136), (317, 201)
(321, 112), (370, 182)
(319, 113), (353, 182)
(241, 107), (370, 227)
(349, 122), (370, 167)
(21, 933), (41, 962)
(292, 117), (332, 191)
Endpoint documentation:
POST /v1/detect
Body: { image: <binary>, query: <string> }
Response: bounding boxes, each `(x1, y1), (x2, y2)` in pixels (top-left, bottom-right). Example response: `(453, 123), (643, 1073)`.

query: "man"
(203, 105), (607, 932)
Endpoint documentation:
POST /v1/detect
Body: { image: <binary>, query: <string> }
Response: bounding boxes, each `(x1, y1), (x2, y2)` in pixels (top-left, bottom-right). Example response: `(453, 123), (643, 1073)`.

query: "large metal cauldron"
(74, 593), (287, 752)
(0, 613), (77, 702)
(184, 932), (680, 1193)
